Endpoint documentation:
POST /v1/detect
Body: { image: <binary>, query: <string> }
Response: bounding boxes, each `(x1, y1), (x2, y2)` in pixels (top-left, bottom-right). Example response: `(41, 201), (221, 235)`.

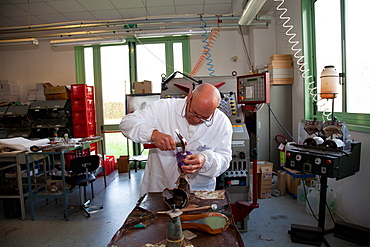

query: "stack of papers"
(28, 82), (46, 101)
(0, 80), (20, 102)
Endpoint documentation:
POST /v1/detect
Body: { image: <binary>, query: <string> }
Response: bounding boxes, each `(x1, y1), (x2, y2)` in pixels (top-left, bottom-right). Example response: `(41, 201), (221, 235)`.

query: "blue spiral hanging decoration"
(200, 18), (216, 76)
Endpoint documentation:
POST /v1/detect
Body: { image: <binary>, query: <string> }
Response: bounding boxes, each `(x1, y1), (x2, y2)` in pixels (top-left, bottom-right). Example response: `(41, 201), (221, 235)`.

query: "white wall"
(190, 28), (251, 77)
(0, 41), (75, 102)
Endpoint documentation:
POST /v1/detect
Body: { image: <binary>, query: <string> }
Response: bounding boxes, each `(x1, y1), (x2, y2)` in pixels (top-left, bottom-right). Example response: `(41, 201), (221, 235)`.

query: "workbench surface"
(108, 191), (244, 247)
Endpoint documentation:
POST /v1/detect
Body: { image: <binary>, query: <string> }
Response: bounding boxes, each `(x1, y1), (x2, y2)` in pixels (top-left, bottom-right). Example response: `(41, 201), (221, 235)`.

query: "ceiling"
(0, 0), (277, 39)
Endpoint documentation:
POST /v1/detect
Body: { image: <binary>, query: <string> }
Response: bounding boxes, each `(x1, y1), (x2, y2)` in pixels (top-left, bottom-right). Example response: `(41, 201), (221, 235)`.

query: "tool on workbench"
(173, 129), (191, 197)
(143, 142), (183, 149)
(166, 206), (184, 247)
(162, 188), (189, 210)
(157, 203), (218, 214)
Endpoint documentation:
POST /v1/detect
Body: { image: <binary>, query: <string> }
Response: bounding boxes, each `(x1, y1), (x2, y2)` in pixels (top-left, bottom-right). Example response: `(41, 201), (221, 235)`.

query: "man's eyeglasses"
(187, 98), (215, 123)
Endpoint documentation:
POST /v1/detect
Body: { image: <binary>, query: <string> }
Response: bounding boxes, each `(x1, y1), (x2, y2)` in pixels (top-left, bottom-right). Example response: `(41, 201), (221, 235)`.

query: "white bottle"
(297, 180), (308, 205)
(306, 186), (319, 216)
(326, 188), (336, 215)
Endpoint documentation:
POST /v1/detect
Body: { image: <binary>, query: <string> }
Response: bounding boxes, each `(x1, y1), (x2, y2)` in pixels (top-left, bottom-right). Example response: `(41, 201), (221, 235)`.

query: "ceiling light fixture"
(136, 29), (211, 38)
(0, 38), (39, 46)
(50, 36), (125, 47)
(238, 0), (267, 26)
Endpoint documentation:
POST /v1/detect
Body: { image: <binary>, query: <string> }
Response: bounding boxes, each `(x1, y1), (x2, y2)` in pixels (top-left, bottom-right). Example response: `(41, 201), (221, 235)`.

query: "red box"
(97, 155), (116, 176)
(64, 152), (76, 171)
(73, 122), (96, 137)
(71, 84), (94, 99)
(71, 98), (95, 111)
(72, 110), (96, 124)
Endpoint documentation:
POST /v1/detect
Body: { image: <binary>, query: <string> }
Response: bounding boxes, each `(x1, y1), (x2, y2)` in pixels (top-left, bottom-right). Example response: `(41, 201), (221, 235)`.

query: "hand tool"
(143, 129), (187, 154)
(143, 142), (183, 149)
(174, 129), (187, 155)
(157, 204), (217, 214)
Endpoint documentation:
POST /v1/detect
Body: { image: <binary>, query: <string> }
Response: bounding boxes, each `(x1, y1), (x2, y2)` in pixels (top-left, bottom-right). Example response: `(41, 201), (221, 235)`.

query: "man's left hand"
(180, 153), (205, 174)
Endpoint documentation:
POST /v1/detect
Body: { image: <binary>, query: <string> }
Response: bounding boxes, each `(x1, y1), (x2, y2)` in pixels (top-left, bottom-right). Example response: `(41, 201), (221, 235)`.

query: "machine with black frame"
(285, 119), (362, 246)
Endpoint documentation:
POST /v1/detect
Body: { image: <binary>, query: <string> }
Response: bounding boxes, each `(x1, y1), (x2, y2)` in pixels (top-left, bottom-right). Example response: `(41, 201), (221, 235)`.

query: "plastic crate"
(90, 142), (98, 153)
(72, 110), (96, 124)
(71, 84), (94, 99)
(97, 155), (116, 176)
(71, 98), (95, 111)
(73, 122), (96, 137)
(64, 152), (76, 171)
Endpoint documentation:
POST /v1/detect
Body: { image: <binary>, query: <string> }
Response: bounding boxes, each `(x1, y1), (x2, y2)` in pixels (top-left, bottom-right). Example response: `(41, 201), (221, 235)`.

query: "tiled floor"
(0, 169), (367, 247)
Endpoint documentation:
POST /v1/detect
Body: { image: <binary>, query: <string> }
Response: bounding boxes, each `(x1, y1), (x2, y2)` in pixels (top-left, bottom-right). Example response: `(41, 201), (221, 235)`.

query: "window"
(303, 0), (370, 132)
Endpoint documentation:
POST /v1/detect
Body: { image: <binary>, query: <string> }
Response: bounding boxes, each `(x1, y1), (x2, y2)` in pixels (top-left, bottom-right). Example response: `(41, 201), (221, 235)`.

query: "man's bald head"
(185, 83), (220, 125)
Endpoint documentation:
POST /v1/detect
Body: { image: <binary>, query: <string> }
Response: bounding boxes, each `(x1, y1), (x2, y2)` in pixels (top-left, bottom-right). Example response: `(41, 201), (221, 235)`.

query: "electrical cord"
(300, 173), (319, 222)
(238, 25), (253, 72)
(267, 103), (298, 143)
(275, 0), (332, 121)
(301, 173), (336, 226)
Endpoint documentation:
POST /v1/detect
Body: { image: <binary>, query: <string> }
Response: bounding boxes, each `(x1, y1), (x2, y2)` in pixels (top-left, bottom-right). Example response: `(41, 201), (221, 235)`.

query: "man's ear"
(186, 92), (192, 103)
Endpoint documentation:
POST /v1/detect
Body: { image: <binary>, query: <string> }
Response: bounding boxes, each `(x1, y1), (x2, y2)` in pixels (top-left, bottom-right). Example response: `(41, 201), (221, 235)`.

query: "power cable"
(238, 25), (253, 72)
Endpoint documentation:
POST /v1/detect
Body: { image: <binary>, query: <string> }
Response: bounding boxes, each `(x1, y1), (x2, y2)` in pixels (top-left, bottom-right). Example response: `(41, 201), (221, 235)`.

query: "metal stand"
(289, 174), (333, 247)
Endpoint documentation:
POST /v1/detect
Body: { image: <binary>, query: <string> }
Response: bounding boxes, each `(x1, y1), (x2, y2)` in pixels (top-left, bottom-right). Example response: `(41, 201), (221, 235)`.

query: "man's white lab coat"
(120, 98), (232, 196)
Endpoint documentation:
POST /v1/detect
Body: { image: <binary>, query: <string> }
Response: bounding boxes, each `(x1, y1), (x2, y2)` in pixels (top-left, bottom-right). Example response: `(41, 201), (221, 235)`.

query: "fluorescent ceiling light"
(0, 38), (39, 46)
(238, 0), (267, 26)
(50, 36), (125, 47)
(136, 29), (211, 38)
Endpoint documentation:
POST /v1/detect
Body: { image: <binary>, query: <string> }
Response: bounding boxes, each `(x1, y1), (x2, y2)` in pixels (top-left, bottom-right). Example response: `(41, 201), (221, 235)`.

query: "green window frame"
(74, 36), (190, 90)
(301, 0), (370, 133)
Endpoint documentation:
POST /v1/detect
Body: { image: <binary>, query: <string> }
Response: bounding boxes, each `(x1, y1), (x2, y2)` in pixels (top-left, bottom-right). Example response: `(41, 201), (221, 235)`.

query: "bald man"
(120, 83), (232, 196)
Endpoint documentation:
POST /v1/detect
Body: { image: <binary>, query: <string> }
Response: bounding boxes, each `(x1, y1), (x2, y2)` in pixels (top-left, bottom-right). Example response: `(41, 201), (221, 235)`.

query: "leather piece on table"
(181, 212), (230, 234)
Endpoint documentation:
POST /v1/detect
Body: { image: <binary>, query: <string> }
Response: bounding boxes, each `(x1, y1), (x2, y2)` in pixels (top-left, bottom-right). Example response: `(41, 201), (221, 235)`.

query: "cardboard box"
(258, 166), (273, 199)
(268, 60), (293, 69)
(249, 161), (274, 200)
(270, 54), (292, 61)
(44, 83), (71, 100)
(277, 170), (287, 196)
(117, 155), (129, 173)
(270, 78), (294, 85)
(134, 80), (152, 94)
(283, 167), (315, 199)
(250, 161), (274, 172)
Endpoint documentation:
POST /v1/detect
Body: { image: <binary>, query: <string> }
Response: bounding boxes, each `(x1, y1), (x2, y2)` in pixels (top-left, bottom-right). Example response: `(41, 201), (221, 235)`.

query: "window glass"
(315, 0), (342, 113)
(101, 45), (130, 125)
(346, 0), (370, 114)
(173, 42), (183, 73)
(137, 43), (166, 93)
(84, 47), (94, 86)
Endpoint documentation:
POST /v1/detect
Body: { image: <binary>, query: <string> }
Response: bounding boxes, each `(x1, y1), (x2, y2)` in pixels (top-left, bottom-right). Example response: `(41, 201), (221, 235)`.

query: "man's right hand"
(151, 130), (177, 151)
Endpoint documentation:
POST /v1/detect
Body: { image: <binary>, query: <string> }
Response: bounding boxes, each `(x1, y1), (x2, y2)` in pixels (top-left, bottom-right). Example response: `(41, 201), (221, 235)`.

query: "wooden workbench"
(108, 190), (245, 247)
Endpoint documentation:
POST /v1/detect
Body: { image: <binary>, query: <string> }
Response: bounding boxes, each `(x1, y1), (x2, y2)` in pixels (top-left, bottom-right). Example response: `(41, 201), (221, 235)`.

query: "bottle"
(310, 178), (318, 188)
(50, 182), (58, 192)
(64, 133), (69, 143)
(326, 188), (336, 215)
(297, 180), (308, 205)
(320, 65), (339, 99)
(53, 130), (59, 142)
(306, 186), (319, 216)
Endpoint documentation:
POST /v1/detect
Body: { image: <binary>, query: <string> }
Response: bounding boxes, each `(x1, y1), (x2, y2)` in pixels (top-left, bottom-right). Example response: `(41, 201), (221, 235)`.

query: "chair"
(66, 155), (103, 218)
